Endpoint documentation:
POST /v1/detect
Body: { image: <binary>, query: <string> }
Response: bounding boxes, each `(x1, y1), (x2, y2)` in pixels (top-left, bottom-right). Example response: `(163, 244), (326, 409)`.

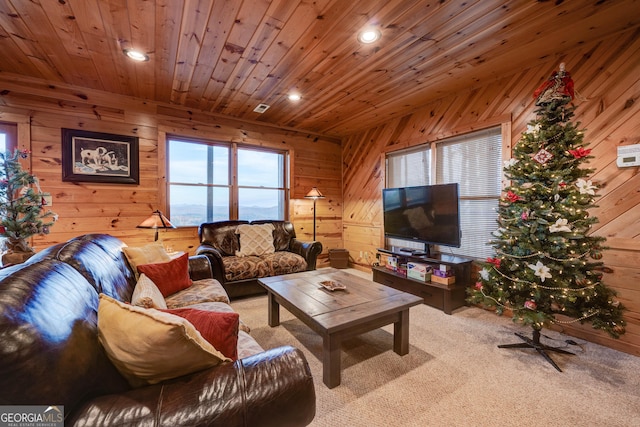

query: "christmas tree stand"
(498, 329), (574, 372)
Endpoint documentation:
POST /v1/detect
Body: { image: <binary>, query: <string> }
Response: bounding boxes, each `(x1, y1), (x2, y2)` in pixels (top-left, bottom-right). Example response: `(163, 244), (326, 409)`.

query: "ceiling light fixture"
(288, 93), (301, 101)
(123, 49), (149, 62)
(357, 28), (381, 44)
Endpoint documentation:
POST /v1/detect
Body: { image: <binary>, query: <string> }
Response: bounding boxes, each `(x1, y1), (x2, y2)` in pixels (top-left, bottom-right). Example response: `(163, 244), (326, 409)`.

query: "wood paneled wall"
(342, 28), (640, 356)
(0, 74), (342, 263)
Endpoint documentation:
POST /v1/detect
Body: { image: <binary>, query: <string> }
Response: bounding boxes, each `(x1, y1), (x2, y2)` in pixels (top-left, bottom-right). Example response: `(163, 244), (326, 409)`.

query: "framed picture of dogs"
(62, 128), (139, 184)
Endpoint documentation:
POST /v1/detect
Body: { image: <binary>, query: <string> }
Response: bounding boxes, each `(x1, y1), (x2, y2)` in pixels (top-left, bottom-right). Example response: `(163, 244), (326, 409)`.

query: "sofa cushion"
(261, 251), (308, 276)
(162, 308), (239, 360)
(137, 253), (192, 297)
(97, 294), (229, 387)
(165, 278), (230, 308)
(122, 242), (171, 280)
(236, 223), (275, 257)
(131, 273), (167, 309)
(223, 255), (271, 281)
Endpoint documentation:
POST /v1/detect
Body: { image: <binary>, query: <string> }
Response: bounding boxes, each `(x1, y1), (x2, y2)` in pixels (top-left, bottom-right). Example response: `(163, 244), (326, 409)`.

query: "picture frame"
(62, 128), (139, 184)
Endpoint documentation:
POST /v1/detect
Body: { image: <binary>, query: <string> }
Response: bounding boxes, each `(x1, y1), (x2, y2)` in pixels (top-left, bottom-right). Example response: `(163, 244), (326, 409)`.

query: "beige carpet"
(231, 269), (640, 427)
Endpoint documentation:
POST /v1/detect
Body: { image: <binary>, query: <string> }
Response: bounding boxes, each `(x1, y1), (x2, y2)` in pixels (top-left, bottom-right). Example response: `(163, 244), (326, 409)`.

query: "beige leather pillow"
(122, 242), (171, 279)
(235, 223), (275, 257)
(131, 273), (167, 309)
(97, 294), (229, 387)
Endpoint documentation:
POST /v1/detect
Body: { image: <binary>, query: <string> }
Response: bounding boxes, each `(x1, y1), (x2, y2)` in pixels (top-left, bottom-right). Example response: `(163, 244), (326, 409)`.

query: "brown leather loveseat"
(0, 233), (315, 426)
(196, 220), (322, 298)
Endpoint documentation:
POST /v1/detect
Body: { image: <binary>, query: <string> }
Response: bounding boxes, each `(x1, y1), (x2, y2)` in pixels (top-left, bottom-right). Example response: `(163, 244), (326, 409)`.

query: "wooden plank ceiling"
(0, 0), (638, 138)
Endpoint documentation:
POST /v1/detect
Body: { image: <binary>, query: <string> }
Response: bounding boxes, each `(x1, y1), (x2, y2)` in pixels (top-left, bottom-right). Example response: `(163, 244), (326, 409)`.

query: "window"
(167, 137), (288, 226)
(0, 122), (18, 249)
(0, 122), (17, 154)
(386, 127), (502, 259)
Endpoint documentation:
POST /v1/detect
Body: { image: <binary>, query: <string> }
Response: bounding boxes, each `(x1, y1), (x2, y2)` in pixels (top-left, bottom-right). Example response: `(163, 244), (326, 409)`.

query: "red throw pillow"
(161, 308), (239, 360)
(137, 253), (192, 297)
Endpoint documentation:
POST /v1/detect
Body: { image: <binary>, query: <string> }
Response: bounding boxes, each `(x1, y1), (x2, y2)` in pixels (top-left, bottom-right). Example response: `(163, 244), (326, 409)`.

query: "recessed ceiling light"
(288, 93), (301, 101)
(358, 28), (381, 44)
(123, 49), (149, 62)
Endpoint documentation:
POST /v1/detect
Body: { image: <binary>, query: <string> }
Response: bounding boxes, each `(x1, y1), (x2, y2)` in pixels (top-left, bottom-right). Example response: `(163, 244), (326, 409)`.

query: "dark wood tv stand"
(372, 248), (473, 314)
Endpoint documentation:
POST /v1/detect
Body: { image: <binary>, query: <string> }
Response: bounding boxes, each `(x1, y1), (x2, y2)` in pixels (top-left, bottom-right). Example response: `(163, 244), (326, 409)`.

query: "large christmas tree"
(467, 64), (625, 370)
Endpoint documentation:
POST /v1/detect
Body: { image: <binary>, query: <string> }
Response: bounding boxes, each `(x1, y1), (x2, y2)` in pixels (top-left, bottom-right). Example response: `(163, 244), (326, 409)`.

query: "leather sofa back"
(199, 220), (250, 256)
(0, 234), (134, 413)
(199, 220), (297, 255)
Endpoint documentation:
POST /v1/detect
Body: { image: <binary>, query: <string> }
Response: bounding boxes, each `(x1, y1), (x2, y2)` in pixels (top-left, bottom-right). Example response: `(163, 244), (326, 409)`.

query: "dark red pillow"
(161, 308), (239, 360)
(137, 253), (192, 297)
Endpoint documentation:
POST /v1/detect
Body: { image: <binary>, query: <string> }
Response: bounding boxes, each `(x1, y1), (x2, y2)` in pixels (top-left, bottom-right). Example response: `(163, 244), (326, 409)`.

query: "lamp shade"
(137, 210), (176, 241)
(304, 187), (325, 199)
(137, 210), (176, 229)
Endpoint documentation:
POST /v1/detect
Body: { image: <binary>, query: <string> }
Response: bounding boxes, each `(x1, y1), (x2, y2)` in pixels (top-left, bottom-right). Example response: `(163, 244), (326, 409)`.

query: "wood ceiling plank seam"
(0, 0), (67, 82)
(37, 0), (91, 60)
(217, 0), (337, 115)
(126, 0), (156, 100)
(186, 0), (245, 109)
(0, 25), (33, 76)
(300, 1), (640, 135)
(0, 2), (34, 74)
(91, 0), (137, 96)
(67, 0), (124, 90)
(229, 0), (624, 135)
(154, 0), (184, 103)
(201, 0), (304, 111)
(234, 0), (415, 119)
(170, 0), (215, 105)
(260, 3), (388, 100)
(267, 0), (465, 109)
(199, 1), (276, 112)
(279, 0), (500, 117)
(457, 2), (640, 92)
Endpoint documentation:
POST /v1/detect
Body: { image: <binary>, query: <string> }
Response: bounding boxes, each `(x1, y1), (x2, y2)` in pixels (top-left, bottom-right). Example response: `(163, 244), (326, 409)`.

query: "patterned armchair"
(196, 220), (323, 298)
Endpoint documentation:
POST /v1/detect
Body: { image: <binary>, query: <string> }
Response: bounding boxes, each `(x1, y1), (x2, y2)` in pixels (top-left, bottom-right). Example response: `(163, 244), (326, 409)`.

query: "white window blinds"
(436, 128), (502, 259)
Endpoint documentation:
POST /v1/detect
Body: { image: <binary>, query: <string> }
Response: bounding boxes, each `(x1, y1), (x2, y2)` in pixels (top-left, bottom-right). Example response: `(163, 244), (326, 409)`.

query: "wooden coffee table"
(258, 268), (423, 388)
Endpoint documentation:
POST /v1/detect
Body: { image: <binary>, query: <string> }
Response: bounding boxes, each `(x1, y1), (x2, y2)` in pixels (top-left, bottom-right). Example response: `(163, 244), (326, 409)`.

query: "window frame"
(165, 135), (290, 226)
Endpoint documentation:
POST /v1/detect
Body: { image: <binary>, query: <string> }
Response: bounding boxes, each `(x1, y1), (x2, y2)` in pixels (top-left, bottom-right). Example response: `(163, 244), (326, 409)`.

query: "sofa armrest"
(196, 244), (227, 284)
(290, 239), (323, 270)
(188, 254), (213, 281)
(67, 346), (316, 427)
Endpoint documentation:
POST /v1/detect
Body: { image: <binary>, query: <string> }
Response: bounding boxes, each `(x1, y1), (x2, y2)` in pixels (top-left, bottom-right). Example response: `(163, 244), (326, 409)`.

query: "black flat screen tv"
(382, 183), (461, 249)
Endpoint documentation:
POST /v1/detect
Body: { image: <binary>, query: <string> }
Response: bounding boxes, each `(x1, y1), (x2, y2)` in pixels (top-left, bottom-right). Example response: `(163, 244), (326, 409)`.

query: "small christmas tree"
(0, 149), (57, 263)
(467, 64), (625, 370)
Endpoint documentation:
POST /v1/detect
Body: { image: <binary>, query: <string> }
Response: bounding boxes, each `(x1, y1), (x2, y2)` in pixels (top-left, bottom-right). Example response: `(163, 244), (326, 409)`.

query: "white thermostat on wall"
(616, 144), (640, 167)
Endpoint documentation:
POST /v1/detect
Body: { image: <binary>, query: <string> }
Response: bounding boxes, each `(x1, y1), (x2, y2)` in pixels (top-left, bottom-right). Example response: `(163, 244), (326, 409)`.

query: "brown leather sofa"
(196, 220), (323, 298)
(0, 233), (315, 427)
